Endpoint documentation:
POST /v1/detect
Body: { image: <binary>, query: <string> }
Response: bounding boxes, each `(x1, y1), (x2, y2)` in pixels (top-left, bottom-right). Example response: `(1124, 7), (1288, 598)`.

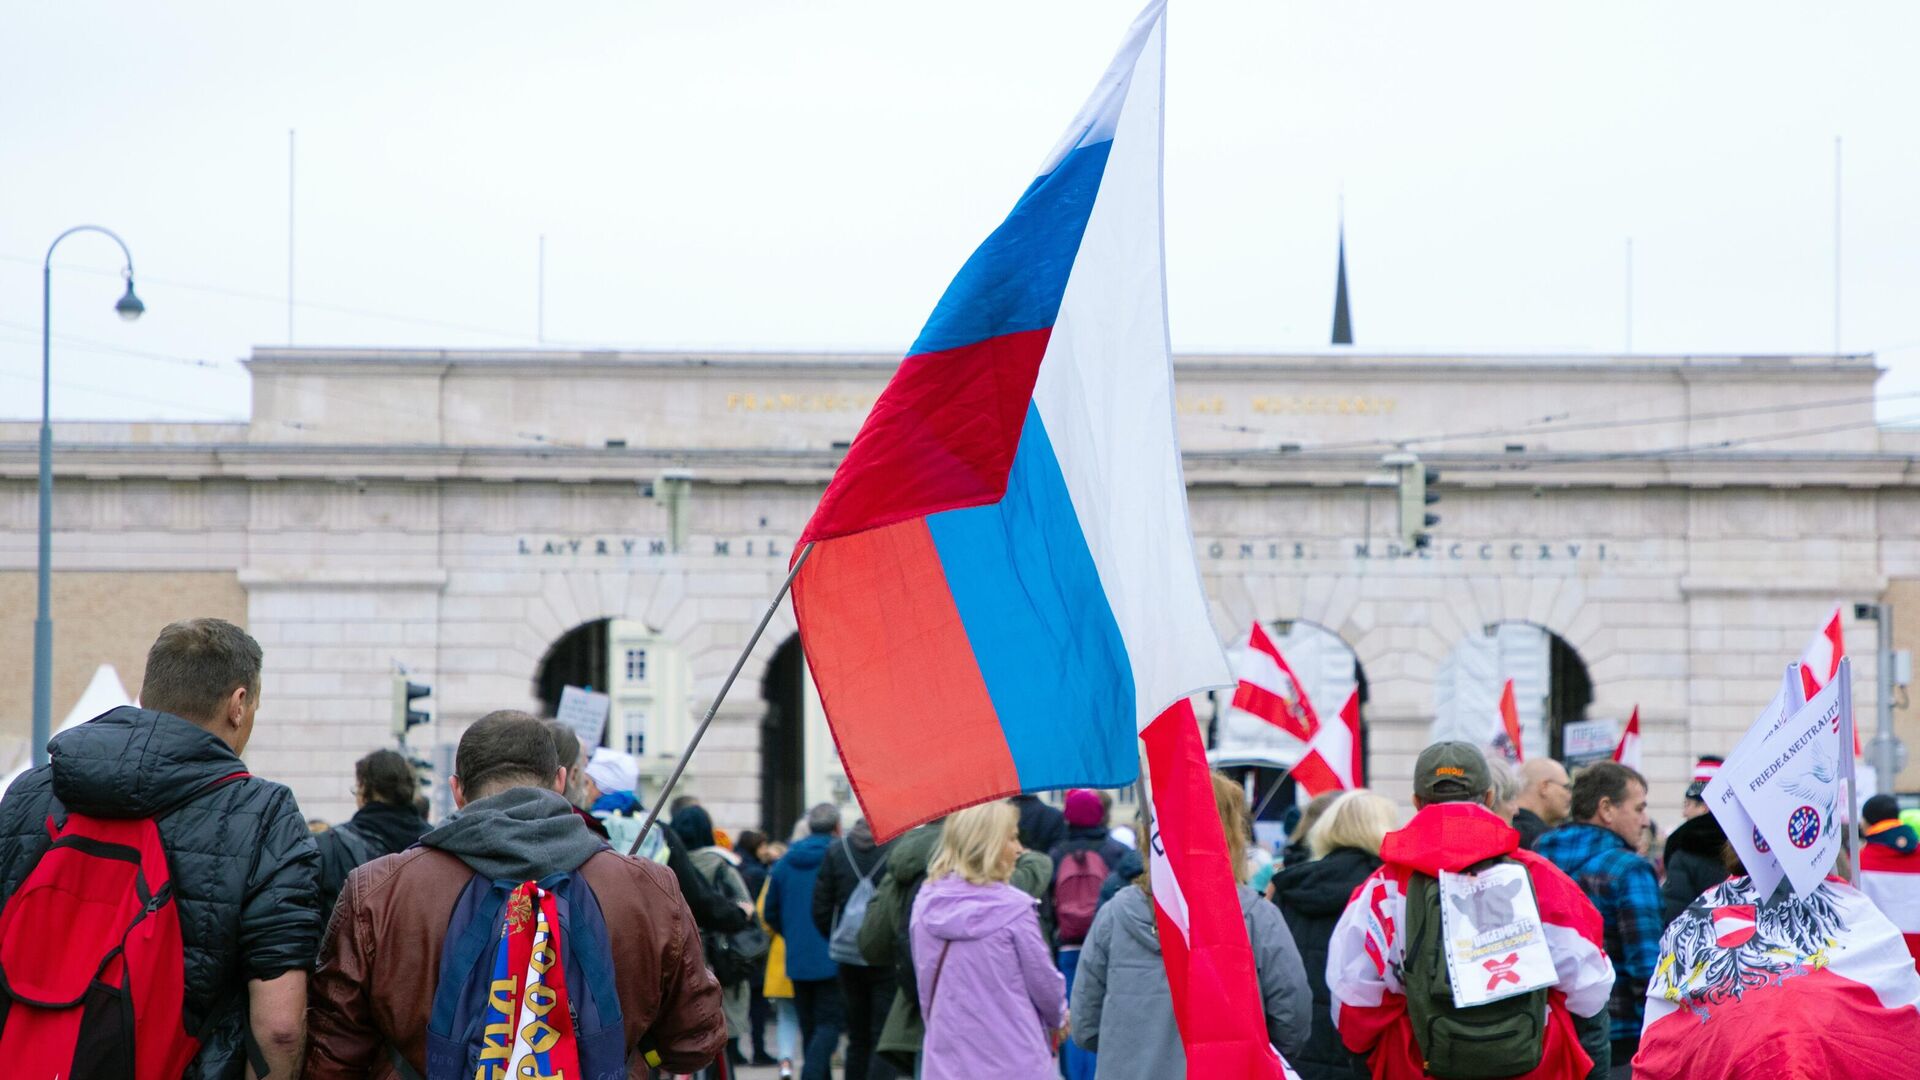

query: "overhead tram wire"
(1447, 409), (1920, 473)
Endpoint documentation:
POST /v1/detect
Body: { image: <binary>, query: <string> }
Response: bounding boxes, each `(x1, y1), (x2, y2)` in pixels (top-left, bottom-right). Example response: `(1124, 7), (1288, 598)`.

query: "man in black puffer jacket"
(0, 618), (320, 1078)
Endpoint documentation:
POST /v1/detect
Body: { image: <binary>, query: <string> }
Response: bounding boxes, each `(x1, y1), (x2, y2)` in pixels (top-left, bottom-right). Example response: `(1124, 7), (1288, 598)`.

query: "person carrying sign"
(1327, 742), (1615, 1080)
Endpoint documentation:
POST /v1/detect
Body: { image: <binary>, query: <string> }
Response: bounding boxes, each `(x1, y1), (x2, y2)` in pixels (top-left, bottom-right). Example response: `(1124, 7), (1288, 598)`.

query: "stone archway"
(1433, 620), (1594, 762)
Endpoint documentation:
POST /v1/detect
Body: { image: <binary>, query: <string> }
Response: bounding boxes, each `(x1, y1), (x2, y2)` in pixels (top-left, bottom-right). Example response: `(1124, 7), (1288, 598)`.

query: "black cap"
(1413, 741), (1492, 802)
(1864, 794), (1902, 825)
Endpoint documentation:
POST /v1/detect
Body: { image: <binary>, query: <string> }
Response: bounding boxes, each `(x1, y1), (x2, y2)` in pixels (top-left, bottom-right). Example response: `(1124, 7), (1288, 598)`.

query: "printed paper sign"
(1437, 863), (1557, 1007)
(557, 685), (611, 748)
(1727, 660), (1850, 896)
(1561, 720), (1618, 763)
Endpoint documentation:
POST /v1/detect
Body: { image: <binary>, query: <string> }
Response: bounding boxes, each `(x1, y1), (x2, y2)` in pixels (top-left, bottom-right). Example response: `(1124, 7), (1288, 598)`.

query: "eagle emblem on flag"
(1654, 880), (1844, 1018)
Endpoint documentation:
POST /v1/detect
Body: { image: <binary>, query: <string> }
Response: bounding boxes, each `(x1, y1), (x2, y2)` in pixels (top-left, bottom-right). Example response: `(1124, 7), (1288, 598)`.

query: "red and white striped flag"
(1860, 844), (1920, 972)
(1291, 688), (1363, 797)
(1142, 699), (1298, 1079)
(1797, 606), (1862, 757)
(1498, 678), (1525, 763)
(1230, 621), (1318, 743)
(1612, 706), (1642, 771)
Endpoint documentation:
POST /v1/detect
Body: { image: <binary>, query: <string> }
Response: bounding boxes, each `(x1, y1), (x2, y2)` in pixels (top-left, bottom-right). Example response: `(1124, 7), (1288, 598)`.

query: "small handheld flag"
(1612, 706), (1642, 771)
(1497, 679), (1524, 763)
(1230, 621), (1317, 743)
(1291, 688), (1363, 797)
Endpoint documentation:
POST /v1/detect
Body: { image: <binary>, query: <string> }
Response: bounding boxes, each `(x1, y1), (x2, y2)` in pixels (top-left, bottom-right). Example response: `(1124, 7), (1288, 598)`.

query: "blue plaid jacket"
(1533, 822), (1662, 1044)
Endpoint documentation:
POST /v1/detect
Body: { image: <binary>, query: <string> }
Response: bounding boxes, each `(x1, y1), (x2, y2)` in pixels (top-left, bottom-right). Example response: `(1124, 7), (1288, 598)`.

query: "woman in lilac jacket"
(911, 801), (1069, 1080)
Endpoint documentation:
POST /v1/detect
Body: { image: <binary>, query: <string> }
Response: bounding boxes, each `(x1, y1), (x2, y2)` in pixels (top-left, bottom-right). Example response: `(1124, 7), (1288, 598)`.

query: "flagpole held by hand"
(629, 542), (815, 855)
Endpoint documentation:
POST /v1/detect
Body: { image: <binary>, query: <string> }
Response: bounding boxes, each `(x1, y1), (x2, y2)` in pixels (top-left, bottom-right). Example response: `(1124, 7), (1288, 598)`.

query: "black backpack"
(1400, 856), (1549, 1079)
(701, 861), (769, 986)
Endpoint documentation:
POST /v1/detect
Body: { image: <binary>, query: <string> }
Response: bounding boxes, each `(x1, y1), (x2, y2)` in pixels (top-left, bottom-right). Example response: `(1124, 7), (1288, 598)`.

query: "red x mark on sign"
(1483, 953), (1521, 991)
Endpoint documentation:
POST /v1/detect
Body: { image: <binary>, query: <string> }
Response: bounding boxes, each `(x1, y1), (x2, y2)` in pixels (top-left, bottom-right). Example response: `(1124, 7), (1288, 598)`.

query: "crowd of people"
(1, 616), (1918, 1079)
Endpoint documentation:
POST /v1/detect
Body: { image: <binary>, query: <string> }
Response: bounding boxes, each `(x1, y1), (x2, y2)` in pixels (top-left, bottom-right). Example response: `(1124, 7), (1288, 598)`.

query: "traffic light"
(1386, 452), (1441, 550)
(391, 674), (431, 740)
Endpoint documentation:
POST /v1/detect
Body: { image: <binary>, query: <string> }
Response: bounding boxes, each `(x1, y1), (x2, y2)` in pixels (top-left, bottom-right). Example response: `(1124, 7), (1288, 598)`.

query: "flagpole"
(629, 542), (815, 855)
(1842, 658), (1861, 885)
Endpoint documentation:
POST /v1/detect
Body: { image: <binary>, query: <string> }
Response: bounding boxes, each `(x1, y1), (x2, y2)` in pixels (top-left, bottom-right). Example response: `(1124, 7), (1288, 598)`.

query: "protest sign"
(1726, 659), (1850, 895)
(1437, 864), (1557, 1006)
(1561, 719), (1617, 764)
(557, 685), (611, 748)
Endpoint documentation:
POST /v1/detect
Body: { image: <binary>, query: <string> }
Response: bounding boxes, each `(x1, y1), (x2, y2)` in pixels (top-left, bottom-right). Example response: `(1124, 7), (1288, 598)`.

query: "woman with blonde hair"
(909, 801), (1067, 1080)
(1071, 772), (1311, 1078)
(1270, 789), (1397, 1080)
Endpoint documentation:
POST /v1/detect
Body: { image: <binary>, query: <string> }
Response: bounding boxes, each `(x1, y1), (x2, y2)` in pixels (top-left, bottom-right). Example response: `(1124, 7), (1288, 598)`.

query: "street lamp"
(35, 226), (143, 766)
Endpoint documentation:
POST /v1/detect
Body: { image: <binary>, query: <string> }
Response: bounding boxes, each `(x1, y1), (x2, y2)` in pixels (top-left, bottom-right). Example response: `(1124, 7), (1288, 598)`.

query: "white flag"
(1723, 659), (1850, 895)
(1703, 665), (1805, 898)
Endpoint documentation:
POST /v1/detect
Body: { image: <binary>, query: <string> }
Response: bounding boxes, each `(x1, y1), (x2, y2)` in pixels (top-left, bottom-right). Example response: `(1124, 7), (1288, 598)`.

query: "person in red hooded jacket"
(1327, 742), (1615, 1080)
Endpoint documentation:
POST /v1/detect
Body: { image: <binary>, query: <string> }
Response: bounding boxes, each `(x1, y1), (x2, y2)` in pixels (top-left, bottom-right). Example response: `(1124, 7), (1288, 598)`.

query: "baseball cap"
(1413, 741), (1492, 802)
(1864, 794), (1902, 825)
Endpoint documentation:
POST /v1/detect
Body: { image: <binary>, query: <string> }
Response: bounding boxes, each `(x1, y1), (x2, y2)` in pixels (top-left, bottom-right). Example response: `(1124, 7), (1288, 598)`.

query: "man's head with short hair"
(138, 618), (264, 753)
(1411, 741), (1494, 809)
(541, 720), (590, 808)
(806, 802), (841, 836)
(1571, 761), (1649, 846)
(451, 710), (563, 806)
(1516, 757), (1573, 824)
(1864, 794), (1902, 826)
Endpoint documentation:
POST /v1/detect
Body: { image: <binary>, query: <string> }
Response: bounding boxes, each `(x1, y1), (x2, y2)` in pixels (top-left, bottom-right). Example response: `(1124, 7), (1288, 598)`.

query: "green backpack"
(1400, 856), (1549, 1079)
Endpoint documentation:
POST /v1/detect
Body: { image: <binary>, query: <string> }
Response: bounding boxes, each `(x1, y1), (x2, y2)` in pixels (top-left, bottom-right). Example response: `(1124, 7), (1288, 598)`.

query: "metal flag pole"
(629, 542), (815, 855)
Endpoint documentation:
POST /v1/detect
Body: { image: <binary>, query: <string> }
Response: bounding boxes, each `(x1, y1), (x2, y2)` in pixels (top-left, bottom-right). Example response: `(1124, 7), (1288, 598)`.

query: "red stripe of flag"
(1499, 678), (1524, 763)
(1143, 699), (1295, 1079)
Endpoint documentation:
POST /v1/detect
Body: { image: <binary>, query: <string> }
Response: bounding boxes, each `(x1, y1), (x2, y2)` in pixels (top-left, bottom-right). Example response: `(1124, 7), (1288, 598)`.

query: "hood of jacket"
(1271, 846), (1382, 918)
(1665, 810), (1728, 861)
(1380, 802), (1518, 875)
(1108, 880), (1268, 956)
(886, 822), (943, 886)
(915, 875), (1038, 942)
(49, 706), (247, 818)
(845, 817), (877, 852)
(783, 831), (833, 871)
(422, 787), (606, 881)
(346, 799), (431, 853)
(671, 804), (716, 851)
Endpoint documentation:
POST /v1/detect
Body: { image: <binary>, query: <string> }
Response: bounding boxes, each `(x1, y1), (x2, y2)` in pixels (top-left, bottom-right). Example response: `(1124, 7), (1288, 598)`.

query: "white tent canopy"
(2, 664), (134, 794)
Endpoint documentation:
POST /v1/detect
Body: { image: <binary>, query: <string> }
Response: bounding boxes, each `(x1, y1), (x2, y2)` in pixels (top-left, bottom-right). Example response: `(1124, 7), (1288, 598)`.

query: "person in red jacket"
(1327, 742), (1615, 1080)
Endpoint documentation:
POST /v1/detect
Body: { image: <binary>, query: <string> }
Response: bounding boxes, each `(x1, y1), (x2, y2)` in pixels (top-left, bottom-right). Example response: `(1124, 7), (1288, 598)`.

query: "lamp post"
(34, 226), (143, 766)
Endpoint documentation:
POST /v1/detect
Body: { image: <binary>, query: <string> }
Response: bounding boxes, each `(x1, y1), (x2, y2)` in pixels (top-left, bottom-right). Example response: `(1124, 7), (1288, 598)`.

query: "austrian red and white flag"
(1861, 844), (1920, 972)
(1292, 689), (1363, 798)
(1142, 699), (1299, 1080)
(1635, 877), (1920, 1080)
(1229, 621), (1317, 743)
(1611, 706), (1642, 771)
(1798, 605), (1860, 757)
(1497, 679), (1525, 763)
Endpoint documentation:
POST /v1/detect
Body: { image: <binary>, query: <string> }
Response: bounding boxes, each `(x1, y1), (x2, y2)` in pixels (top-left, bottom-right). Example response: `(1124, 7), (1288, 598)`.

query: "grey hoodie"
(421, 787), (606, 880)
(1071, 882), (1311, 1078)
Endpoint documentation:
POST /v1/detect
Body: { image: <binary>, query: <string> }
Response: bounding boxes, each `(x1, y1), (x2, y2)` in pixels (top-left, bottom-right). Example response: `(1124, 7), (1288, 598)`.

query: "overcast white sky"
(3, 2), (1916, 423)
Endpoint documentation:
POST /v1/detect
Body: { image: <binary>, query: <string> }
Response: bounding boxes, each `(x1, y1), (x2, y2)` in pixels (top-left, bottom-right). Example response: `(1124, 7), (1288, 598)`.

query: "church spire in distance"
(1331, 205), (1353, 346)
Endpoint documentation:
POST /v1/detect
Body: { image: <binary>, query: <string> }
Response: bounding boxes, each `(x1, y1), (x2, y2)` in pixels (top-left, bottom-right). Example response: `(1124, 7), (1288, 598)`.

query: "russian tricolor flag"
(792, 0), (1229, 839)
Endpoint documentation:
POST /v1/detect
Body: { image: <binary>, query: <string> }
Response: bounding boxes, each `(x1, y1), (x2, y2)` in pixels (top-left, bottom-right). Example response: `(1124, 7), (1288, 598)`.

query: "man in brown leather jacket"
(304, 710), (726, 1077)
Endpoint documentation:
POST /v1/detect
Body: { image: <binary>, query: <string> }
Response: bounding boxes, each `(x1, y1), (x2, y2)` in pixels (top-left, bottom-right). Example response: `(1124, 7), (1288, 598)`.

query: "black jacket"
(573, 806), (750, 935)
(1512, 807), (1551, 851)
(1013, 794), (1067, 854)
(0, 708), (321, 1079)
(1270, 846), (1381, 1080)
(316, 800), (429, 925)
(1098, 847), (1146, 910)
(1660, 813), (1728, 928)
(811, 827), (891, 957)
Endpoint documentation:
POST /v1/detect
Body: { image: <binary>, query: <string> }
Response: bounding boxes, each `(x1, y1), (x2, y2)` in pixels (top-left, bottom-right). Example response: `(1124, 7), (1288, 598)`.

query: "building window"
(625, 648), (648, 683)
(623, 710), (648, 757)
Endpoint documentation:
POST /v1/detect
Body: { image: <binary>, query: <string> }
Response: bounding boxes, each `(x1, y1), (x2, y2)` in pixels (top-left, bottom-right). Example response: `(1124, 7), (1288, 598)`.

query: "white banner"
(1725, 659), (1850, 895)
(557, 685), (611, 748)
(1438, 863), (1557, 1007)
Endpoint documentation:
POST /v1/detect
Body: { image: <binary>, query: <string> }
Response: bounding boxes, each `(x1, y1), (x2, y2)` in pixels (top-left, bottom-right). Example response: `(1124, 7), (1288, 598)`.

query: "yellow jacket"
(758, 877), (793, 999)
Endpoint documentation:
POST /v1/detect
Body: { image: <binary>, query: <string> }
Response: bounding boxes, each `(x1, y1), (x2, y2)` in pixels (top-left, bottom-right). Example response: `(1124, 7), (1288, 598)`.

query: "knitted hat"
(1064, 788), (1105, 828)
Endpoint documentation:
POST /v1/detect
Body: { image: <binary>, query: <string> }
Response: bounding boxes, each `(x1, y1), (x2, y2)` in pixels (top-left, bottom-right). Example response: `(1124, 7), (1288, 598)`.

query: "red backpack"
(1053, 847), (1110, 945)
(0, 771), (247, 1079)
